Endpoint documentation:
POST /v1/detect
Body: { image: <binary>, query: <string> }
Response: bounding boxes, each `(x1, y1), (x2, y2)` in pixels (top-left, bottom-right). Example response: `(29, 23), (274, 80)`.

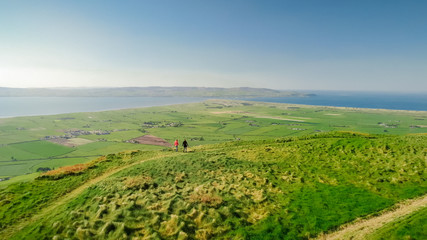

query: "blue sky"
(0, 0), (426, 92)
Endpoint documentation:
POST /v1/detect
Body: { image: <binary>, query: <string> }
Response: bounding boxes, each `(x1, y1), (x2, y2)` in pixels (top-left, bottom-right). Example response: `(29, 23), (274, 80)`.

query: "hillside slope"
(319, 194), (427, 239)
(1, 132), (426, 239)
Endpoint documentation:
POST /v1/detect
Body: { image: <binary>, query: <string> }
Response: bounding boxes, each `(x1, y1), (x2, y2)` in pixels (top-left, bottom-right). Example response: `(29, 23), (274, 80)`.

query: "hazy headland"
(0, 87), (313, 98)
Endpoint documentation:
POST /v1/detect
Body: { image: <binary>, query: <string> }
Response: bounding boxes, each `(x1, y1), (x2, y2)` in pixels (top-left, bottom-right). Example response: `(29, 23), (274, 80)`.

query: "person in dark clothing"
(182, 139), (189, 152)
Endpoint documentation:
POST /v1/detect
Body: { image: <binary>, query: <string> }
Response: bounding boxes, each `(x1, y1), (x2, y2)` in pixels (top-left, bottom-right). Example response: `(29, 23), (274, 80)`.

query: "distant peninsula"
(0, 87), (315, 98)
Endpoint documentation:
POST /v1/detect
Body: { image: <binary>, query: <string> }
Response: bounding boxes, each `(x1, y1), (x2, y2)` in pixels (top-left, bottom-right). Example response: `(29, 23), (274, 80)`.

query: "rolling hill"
(0, 132), (425, 239)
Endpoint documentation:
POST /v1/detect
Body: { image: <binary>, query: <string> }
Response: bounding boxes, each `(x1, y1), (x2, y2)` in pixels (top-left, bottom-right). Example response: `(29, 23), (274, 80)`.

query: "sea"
(245, 91), (427, 111)
(0, 97), (206, 118)
(0, 91), (426, 118)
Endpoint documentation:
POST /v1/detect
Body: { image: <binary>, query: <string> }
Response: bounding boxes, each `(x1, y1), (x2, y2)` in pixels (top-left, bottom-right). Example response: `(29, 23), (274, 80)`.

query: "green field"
(1, 100), (426, 182)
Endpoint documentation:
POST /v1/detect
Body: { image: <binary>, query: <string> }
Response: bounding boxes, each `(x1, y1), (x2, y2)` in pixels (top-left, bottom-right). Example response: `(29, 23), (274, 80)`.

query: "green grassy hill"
(1, 132), (425, 239)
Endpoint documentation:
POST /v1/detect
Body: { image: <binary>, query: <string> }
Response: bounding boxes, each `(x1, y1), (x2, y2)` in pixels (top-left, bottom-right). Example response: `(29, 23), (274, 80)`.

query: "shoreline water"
(0, 92), (426, 119)
(0, 97), (207, 119)
(245, 91), (427, 111)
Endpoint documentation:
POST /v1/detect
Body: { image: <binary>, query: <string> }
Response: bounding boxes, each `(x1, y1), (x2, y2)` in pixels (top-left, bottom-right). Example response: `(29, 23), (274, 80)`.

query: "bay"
(0, 91), (426, 118)
(0, 97), (206, 118)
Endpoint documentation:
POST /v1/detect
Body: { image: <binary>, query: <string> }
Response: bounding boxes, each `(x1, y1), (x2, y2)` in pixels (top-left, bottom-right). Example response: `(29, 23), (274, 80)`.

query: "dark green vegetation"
(0, 87), (311, 97)
(1, 100), (426, 183)
(2, 133), (426, 239)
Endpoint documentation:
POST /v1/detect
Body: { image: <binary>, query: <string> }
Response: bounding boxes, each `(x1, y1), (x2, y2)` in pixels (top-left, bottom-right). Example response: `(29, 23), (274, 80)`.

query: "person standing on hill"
(182, 139), (189, 152)
(174, 139), (179, 152)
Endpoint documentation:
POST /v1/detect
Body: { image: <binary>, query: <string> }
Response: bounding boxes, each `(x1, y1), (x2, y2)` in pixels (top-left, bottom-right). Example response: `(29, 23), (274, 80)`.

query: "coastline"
(1, 97), (426, 120)
(0, 96), (206, 119)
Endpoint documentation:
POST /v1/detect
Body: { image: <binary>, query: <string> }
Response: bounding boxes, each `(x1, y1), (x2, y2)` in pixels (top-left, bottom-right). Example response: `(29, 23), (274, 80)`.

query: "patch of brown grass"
(40, 164), (89, 179)
(38, 155), (108, 180)
(159, 215), (183, 237)
(175, 172), (187, 182)
(189, 194), (223, 207)
(122, 175), (153, 189)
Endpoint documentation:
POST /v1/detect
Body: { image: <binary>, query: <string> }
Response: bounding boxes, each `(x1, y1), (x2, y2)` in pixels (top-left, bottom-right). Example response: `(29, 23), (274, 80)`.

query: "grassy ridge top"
(2, 132), (426, 239)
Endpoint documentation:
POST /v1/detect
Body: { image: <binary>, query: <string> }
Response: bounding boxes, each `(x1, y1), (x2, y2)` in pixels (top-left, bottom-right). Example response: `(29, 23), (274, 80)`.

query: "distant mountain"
(0, 87), (314, 98)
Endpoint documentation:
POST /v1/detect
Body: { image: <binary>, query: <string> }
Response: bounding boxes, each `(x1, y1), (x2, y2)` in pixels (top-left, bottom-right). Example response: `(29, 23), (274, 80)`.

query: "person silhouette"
(182, 139), (188, 152)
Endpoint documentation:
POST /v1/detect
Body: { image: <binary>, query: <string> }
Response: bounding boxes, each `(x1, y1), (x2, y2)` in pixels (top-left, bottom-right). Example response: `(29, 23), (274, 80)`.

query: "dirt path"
(0, 152), (176, 239)
(317, 194), (427, 240)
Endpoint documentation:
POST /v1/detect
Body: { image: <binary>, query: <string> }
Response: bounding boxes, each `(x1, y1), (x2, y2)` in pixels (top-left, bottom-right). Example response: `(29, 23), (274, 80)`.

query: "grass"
(0, 141), (73, 161)
(0, 173), (39, 189)
(0, 150), (165, 232)
(29, 156), (93, 171)
(0, 160), (41, 177)
(0, 141), (75, 178)
(366, 207), (427, 240)
(9, 141), (72, 157)
(4, 132), (425, 239)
